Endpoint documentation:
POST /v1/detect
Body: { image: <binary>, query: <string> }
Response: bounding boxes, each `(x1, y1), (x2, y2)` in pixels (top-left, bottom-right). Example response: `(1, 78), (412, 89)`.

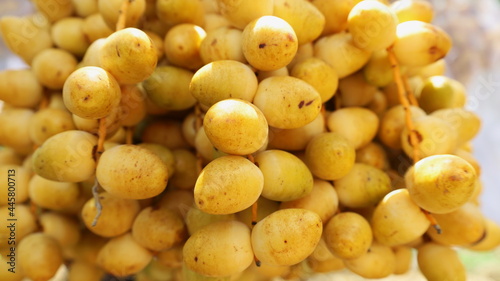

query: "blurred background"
(1, 0), (499, 280)
(429, 0), (500, 227)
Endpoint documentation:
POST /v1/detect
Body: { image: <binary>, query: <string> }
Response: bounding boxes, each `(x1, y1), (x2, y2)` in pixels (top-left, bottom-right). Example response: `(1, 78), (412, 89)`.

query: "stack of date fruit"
(0, 0), (499, 280)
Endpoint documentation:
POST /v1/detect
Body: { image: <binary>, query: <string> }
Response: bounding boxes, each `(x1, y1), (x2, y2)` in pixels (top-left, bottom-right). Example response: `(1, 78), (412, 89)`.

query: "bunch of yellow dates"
(0, 0), (499, 280)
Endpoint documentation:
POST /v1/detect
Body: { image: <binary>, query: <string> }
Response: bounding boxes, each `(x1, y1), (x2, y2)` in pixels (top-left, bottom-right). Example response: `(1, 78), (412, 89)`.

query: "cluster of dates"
(0, 0), (499, 281)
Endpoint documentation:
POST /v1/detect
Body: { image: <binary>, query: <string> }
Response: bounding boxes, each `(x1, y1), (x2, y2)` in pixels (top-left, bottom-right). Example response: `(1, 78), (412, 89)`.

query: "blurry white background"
(429, 0), (500, 226)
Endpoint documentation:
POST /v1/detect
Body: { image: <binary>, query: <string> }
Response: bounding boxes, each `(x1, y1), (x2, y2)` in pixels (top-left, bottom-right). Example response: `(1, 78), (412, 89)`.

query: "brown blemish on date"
(449, 174), (464, 182)
(299, 100), (315, 109)
(259, 43), (266, 48)
(211, 39), (217, 46)
(287, 33), (295, 42)
(116, 46), (121, 57)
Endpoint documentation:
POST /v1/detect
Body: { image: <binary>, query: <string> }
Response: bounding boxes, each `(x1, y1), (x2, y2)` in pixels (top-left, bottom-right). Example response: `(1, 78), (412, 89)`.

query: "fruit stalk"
(403, 74), (419, 107)
(388, 45), (442, 233)
(116, 0), (132, 31)
(91, 0), (133, 225)
(386, 46), (420, 163)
